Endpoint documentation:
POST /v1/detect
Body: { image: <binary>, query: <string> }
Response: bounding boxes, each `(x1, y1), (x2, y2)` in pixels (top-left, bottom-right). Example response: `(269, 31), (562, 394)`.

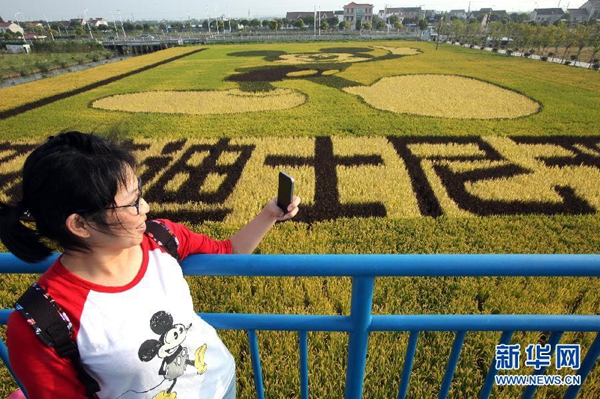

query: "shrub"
(592, 63), (599, 70)
(492, 48), (498, 53)
(506, 50), (513, 56)
(570, 55), (577, 61)
(564, 60), (571, 66)
(541, 56), (548, 61)
(548, 52), (554, 57)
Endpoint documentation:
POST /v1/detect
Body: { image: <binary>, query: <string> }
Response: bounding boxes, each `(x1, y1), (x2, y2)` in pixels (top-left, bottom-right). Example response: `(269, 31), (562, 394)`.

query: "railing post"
(344, 277), (375, 399)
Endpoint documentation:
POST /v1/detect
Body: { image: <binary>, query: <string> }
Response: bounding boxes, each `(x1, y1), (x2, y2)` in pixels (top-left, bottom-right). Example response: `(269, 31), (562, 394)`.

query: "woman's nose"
(140, 197), (150, 214)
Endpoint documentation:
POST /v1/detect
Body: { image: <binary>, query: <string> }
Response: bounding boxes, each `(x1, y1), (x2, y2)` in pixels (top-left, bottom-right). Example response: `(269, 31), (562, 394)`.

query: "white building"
(0, 22), (25, 36)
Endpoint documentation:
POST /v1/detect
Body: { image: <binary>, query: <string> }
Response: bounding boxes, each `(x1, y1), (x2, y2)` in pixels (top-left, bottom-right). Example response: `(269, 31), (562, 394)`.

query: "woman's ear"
(65, 213), (91, 238)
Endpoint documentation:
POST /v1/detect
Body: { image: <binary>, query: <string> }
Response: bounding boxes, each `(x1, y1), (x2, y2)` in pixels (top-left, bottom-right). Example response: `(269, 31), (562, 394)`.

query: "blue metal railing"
(0, 253), (599, 399)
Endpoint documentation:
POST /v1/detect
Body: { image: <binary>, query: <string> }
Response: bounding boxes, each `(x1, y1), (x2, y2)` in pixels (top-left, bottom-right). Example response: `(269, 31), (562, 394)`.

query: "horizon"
(0, 1), (588, 23)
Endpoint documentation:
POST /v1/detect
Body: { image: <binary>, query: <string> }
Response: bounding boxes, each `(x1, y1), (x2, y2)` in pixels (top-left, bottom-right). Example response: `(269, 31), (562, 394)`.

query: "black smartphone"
(277, 172), (295, 214)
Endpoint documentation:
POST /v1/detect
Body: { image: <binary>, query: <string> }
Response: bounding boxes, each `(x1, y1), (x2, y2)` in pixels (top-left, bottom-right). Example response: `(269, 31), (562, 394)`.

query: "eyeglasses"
(106, 177), (143, 215)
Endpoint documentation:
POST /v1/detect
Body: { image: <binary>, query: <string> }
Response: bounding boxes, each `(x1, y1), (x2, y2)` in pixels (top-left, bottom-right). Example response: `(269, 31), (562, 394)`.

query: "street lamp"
(43, 14), (55, 41)
(83, 9), (94, 40)
(108, 11), (119, 40)
(118, 10), (127, 40)
(14, 12), (25, 41)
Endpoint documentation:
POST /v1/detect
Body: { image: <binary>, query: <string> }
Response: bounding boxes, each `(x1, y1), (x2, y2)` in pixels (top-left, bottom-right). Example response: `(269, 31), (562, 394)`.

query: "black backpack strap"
(15, 283), (100, 398)
(145, 220), (181, 262)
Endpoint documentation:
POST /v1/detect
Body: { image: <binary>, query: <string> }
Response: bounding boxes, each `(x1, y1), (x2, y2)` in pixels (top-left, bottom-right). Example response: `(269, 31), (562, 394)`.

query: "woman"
(0, 132), (300, 399)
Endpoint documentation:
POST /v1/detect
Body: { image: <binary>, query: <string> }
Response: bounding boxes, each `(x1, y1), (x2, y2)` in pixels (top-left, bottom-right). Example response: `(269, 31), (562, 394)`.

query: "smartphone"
(277, 172), (295, 214)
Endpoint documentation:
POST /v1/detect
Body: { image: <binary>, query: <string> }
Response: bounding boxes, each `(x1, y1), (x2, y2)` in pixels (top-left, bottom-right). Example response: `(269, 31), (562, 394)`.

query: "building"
(0, 22), (25, 36)
(580, 0), (599, 17)
(530, 8), (564, 24)
(70, 18), (87, 27)
(286, 11), (336, 22)
(567, 8), (590, 23)
(88, 18), (108, 27)
(448, 10), (467, 19)
(344, 2), (374, 29)
(378, 7), (422, 22)
(24, 32), (47, 40)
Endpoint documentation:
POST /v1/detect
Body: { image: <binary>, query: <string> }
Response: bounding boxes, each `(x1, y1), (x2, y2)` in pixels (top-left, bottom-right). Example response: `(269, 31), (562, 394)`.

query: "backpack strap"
(145, 220), (180, 262)
(14, 283), (100, 398)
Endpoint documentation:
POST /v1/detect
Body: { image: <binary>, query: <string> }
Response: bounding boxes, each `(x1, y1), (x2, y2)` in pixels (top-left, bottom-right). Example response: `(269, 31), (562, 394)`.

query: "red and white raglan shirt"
(7, 219), (236, 399)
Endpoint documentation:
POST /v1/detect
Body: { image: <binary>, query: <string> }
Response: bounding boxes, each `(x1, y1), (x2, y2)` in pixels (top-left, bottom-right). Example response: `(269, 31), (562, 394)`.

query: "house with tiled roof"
(448, 10), (467, 19)
(344, 2), (374, 29)
(530, 8), (564, 24)
(567, 8), (590, 22)
(286, 11), (336, 22)
(88, 18), (108, 27)
(0, 22), (24, 36)
(378, 7), (422, 21)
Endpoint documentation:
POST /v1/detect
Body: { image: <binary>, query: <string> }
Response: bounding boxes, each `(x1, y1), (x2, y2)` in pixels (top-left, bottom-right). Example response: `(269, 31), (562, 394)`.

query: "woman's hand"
(265, 195), (302, 221)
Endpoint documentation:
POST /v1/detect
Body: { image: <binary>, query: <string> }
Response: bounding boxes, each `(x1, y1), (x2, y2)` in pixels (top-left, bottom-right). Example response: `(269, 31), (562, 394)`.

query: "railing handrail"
(1, 253), (599, 277)
(0, 253), (598, 399)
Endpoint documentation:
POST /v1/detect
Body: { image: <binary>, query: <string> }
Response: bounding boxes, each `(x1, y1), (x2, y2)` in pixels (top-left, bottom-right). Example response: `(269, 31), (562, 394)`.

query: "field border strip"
(0, 48), (207, 120)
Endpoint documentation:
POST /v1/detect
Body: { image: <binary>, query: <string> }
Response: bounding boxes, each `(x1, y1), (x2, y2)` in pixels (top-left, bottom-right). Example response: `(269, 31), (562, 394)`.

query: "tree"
(302, 15), (315, 26)
(394, 21), (403, 32)
(355, 18), (362, 30)
(249, 19), (261, 29)
(372, 15), (385, 30)
(572, 24), (593, 64)
(268, 19), (279, 31)
(339, 21), (350, 31)
(418, 19), (428, 32)
(293, 18), (305, 29)
(363, 22), (372, 31)
(320, 21), (329, 31)
(389, 15), (399, 25)
(217, 21), (225, 32)
(327, 17), (338, 29)
(281, 18), (290, 28)
(450, 19), (464, 42)
(587, 25), (600, 66)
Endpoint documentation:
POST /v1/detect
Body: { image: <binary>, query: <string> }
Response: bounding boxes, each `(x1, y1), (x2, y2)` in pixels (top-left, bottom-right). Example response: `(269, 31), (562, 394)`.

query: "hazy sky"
(1, 0), (585, 22)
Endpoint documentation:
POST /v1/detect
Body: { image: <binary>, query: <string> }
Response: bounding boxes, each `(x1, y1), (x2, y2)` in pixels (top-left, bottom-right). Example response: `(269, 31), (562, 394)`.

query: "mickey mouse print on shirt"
(134, 310), (209, 399)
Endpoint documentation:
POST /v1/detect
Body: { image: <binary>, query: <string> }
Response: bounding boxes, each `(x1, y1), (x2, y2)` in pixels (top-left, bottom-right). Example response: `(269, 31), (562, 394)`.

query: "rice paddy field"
(0, 41), (599, 398)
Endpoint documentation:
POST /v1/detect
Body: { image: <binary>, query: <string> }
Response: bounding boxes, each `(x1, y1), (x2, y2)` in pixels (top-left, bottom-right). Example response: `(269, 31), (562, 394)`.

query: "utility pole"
(118, 10), (127, 40)
(108, 11), (119, 40)
(83, 9), (94, 40)
(43, 14), (54, 41)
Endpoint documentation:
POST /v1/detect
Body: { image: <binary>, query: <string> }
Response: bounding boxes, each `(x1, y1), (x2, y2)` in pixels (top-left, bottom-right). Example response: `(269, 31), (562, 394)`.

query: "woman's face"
(88, 171), (150, 250)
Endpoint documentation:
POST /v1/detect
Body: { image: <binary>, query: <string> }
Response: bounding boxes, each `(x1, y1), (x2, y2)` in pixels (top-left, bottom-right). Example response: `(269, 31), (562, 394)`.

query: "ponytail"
(0, 202), (52, 263)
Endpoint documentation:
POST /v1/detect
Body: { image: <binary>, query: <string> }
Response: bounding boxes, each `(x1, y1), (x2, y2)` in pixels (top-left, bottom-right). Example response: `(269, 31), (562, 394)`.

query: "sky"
(0, 0), (586, 22)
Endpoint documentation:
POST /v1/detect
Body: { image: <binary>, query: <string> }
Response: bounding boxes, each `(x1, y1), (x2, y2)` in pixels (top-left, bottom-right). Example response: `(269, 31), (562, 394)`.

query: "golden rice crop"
(91, 89), (306, 115)
(286, 69), (319, 77)
(373, 46), (421, 56)
(274, 53), (371, 64)
(343, 75), (541, 119)
(0, 47), (201, 113)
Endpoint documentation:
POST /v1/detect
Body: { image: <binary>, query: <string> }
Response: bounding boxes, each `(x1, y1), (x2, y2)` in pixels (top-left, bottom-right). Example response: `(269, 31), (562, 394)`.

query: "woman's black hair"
(0, 132), (137, 263)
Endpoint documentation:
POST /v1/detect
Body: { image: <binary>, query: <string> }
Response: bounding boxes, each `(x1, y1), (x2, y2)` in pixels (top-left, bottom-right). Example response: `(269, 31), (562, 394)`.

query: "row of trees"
(4, 13), (416, 40)
(440, 19), (600, 66)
